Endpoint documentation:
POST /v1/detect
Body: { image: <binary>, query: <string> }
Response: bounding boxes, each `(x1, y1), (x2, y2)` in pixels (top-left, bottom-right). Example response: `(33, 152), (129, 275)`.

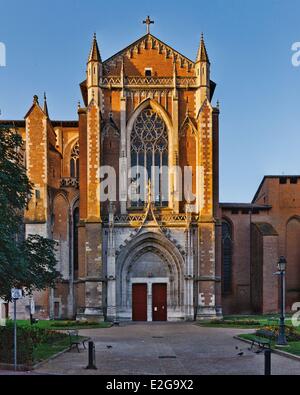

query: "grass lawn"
(34, 333), (89, 363)
(238, 333), (300, 357)
(14, 319), (112, 330)
(200, 314), (300, 359)
(33, 336), (72, 363)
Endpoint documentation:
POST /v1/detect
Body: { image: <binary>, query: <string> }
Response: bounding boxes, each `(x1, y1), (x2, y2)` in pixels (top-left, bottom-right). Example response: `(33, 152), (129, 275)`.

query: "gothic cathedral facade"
(2, 29), (222, 322)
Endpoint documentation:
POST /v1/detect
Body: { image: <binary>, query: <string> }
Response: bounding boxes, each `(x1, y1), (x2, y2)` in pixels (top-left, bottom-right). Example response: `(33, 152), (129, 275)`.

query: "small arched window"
(70, 141), (79, 178)
(222, 220), (233, 294)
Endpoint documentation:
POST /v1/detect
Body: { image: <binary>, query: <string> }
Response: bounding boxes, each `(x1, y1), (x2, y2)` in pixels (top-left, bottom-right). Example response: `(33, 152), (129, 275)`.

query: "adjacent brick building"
(221, 176), (300, 315)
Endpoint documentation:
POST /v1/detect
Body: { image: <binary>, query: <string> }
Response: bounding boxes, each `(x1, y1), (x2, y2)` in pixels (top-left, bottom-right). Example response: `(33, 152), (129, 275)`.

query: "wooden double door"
(132, 283), (167, 322)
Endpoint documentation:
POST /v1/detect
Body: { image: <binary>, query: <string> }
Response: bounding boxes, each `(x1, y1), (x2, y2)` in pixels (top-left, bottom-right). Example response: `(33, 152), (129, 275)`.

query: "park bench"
(250, 329), (273, 351)
(67, 330), (90, 353)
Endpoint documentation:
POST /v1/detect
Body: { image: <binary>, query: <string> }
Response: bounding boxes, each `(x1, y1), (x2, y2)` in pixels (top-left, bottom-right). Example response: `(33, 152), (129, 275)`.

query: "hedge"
(0, 321), (67, 365)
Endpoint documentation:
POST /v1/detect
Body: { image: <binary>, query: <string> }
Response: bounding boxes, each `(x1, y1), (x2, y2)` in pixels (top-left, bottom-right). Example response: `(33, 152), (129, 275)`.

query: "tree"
(0, 126), (60, 301)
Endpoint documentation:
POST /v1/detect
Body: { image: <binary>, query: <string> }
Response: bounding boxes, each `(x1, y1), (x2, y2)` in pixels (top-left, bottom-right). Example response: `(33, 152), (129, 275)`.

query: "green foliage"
(0, 325), (34, 365)
(209, 319), (261, 326)
(257, 325), (300, 341)
(0, 321), (68, 365)
(16, 319), (112, 330)
(0, 126), (60, 300)
(50, 320), (106, 328)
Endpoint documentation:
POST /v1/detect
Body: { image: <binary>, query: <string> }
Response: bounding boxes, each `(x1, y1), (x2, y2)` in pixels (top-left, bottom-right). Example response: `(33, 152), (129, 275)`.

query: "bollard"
(86, 341), (97, 370)
(264, 349), (271, 376)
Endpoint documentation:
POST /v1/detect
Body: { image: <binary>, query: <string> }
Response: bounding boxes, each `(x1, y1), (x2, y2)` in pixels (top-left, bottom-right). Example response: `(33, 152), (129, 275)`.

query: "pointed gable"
(103, 34), (195, 77)
(24, 95), (47, 119)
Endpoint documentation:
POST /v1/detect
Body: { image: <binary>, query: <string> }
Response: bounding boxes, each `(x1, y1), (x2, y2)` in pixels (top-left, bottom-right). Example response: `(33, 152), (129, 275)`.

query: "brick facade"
(221, 176), (300, 315)
(2, 28), (297, 321)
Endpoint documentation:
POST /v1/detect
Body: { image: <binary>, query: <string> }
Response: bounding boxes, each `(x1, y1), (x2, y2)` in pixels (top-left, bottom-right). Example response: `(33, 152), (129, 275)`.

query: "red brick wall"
(106, 46), (195, 78)
(179, 125), (197, 210)
(79, 109), (87, 220)
(251, 224), (263, 313)
(286, 218), (300, 308)
(262, 236), (279, 313)
(221, 211), (253, 314)
(101, 129), (120, 215)
(223, 176), (300, 314)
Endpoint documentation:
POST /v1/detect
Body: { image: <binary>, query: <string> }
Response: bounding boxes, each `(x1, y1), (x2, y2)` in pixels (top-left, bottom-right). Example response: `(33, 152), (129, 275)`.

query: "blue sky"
(0, 0), (299, 202)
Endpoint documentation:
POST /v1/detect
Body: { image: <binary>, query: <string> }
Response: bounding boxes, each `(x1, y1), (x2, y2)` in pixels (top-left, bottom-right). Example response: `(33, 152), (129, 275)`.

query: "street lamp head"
(278, 256), (287, 272)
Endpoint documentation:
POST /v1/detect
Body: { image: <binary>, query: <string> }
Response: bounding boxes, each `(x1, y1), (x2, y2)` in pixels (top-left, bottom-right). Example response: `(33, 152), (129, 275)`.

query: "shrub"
(210, 319), (261, 326)
(257, 325), (300, 342)
(0, 321), (67, 365)
(50, 320), (99, 328)
(0, 324), (34, 365)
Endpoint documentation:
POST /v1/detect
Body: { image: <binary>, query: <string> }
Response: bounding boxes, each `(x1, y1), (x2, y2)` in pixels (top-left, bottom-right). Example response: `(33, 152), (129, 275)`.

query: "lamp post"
(276, 256), (287, 346)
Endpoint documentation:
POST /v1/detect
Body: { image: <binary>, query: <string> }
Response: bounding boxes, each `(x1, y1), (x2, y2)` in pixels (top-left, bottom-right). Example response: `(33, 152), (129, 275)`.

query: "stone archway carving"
(116, 230), (185, 320)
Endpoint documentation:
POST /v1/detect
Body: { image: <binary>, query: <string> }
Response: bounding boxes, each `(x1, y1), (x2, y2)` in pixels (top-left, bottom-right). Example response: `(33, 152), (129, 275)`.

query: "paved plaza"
(31, 322), (300, 375)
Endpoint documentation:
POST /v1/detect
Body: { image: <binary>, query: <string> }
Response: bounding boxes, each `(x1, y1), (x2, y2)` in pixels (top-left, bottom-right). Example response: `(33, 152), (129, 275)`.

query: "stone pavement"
(32, 322), (300, 375)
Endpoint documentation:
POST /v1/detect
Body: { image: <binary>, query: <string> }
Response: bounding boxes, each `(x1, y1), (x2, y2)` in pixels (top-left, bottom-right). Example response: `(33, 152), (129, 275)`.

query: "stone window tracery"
(130, 108), (168, 207)
(70, 141), (79, 178)
(222, 220), (233, 294)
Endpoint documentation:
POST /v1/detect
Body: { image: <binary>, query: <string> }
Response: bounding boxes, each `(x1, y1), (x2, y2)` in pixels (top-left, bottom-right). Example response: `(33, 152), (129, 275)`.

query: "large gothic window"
(222, 220), (233, 294)
(131, 108), (168, 207)
(70, 141), (79, 178)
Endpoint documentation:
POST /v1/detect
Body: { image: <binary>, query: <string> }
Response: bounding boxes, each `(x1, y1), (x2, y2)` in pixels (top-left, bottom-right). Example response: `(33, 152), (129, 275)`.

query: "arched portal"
(116, 231), (185, 321)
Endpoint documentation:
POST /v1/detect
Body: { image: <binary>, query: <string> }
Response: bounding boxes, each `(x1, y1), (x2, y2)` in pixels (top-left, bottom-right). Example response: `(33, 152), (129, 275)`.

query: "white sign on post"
(30, 298), (35, 315)
(11, 289), (23, 300)
(0, 299), (5, 327)
(11, 288), (23, 371)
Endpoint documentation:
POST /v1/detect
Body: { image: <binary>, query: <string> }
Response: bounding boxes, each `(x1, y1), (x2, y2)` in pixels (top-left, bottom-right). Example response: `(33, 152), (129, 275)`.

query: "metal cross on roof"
(143, 16), (154, 34)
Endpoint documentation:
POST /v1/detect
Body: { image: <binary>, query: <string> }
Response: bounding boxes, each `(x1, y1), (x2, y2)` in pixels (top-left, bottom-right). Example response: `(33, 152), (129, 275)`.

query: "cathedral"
(1, 20), (300, 322)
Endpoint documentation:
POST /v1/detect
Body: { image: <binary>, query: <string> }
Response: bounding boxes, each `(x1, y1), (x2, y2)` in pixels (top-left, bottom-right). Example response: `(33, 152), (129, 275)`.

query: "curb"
(32, 346), (71, 370)
(0, 347), (72, 372)
(234, 336), (300, 362)
(33, 335), (91, 370)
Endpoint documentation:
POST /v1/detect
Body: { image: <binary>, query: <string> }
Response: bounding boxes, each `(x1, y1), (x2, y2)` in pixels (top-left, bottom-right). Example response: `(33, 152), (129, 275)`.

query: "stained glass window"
(131, 108), (168, 207)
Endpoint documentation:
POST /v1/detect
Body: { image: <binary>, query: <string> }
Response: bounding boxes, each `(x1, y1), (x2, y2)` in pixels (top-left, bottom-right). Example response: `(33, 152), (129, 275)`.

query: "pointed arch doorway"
(116, 232), (185, 322)
(130, 250), (169, 322)
(132, 282), (169, 322)
(132, 283), (147, 321)
(152, 283), (167, 321)
(131, 279), (168, 322)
